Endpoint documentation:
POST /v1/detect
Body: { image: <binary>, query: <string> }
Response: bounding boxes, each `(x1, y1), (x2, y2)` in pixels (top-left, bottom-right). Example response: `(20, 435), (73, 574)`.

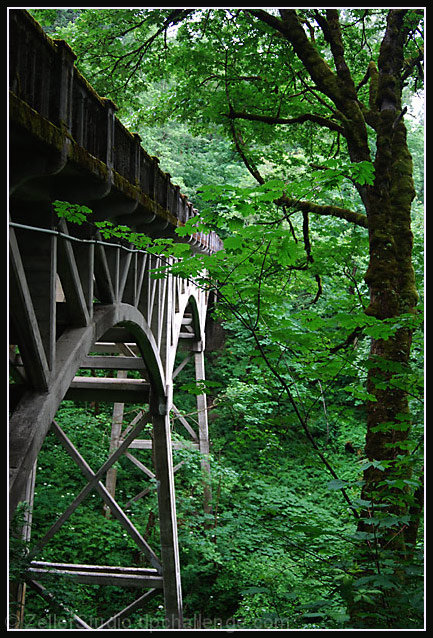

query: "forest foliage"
(11, 8), (425, 630)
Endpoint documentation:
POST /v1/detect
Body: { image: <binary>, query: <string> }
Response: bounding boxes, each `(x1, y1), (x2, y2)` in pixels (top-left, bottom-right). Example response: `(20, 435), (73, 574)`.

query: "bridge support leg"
(194, 350), (212, 515)
(10, 460), (37, 628)
(104, 370), (127, 517)
(152, 410), (183, 629)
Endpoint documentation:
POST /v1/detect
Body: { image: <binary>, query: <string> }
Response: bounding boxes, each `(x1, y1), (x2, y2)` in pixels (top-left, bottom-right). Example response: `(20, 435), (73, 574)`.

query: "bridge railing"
(9, 9), (223, 253)
(9, 8), (57, 121)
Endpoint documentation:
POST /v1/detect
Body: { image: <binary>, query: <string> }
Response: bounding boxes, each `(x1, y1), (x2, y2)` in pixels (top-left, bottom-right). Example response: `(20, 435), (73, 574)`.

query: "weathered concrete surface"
(9, 303), (165, 515)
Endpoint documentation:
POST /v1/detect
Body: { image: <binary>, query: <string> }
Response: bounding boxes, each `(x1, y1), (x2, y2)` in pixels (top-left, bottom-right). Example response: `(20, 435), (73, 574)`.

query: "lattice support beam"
(96, 589), (159, 630)
(65, 375), (150, 403)
(26, 580), (92, 630)
(104, 369), (128, 518)
(194, 349), (212, 514)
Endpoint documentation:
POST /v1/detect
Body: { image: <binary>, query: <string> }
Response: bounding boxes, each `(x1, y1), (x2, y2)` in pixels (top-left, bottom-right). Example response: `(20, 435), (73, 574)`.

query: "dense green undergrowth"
(13, 314), (423, 629)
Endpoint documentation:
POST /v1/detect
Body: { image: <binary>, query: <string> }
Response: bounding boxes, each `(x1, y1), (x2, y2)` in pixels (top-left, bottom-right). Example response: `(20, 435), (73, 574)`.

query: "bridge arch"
(9, 303), (166, 514)
(170, 291), (205, 360)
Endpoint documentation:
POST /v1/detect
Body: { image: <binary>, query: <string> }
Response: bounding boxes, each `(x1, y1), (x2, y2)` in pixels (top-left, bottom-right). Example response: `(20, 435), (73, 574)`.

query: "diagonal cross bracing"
(31, 419), (162, 572)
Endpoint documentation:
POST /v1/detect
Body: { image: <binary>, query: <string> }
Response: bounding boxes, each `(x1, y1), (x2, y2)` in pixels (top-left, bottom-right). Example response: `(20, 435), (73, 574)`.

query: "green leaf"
(241, 586), (269, 595)
(175, 225), (191, 237)
(171, 243), (192, 257)
(326, 479), (349, 491)
(349, 161), (376, 186)
(53, 200), (93, 225)
(371, 419), (411, 433)
(223, 236), (243, 252)
(343, 384), (377, 402)
(292, 523), (327, 538)
(359, 459), (388, 471)
(179, 380), (220, 395)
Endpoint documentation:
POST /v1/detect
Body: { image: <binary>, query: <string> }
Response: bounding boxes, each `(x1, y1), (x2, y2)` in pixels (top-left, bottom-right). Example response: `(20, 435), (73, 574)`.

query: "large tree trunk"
(349, 10), (420, 628)
(360, 9), (418, 547)
(362, 122), (417, 515)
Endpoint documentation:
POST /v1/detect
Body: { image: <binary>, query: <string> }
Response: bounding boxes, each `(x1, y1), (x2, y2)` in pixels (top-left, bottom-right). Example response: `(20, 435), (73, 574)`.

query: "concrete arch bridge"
(9, 9), (222, 629)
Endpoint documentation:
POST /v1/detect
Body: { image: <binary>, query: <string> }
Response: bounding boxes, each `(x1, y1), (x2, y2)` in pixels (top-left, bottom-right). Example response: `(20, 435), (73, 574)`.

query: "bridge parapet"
(9, 9), (222, 254)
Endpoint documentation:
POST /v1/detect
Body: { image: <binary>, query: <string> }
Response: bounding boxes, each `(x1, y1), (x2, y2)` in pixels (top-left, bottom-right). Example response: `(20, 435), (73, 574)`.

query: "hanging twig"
(253, 239), (272, 330)
(317, 380), (330, 443)
(302, 211), (323, 304)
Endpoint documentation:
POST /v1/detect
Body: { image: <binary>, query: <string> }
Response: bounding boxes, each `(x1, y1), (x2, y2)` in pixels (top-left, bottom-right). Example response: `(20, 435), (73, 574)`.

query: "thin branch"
(276, 9), (344, 107)
(356, 64), (373, 92)
(104, 17), (148, 42)
(223, 47), (266, 186)
(343, 265), (367, 309)
(304, 352), (355, 422)
(317, 380), (330, 442)
(216, 286), (360, 519)
(106, 9), (195, 88)
(227, 105), (265, 185)
(294, 70), (342, 119)
(253, 239), (272, 330)
(248, 325), (360, 519)
(311, 274), (323, 305)
(329, 327), (363, 355)
(283, 206), (298, 242)
(217, 240), (267, 288)
(301, 210), (323, 305)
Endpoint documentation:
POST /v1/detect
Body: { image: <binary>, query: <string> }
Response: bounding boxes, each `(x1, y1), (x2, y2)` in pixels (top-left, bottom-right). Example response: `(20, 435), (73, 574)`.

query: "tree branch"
(320, 10), (357, 96)
(402, 48), (424, 83)
(214, 284), (360, 519)
(276, 196), (368, 228)
(302, 210), (323, 304)
(107, 9), (195, 86)
(244, 8), (288, 36)
(227, 109), (344, 134)
(276, 10), (344, 107)
(253, 239), (272, 330)
(227, 106), (265, 185)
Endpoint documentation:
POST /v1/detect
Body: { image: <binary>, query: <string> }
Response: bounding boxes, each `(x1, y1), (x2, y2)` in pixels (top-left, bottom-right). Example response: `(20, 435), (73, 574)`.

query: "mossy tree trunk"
(347, 12), (420, 626)
(359, 10), (418, 547)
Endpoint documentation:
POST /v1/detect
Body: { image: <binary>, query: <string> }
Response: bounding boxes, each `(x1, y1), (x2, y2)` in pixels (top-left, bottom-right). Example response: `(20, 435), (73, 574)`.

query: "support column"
(194, 349), (212, 515)
(104, 370), (127, 518)
(10, 460), (37, 628)
(151, 403), (183, 629)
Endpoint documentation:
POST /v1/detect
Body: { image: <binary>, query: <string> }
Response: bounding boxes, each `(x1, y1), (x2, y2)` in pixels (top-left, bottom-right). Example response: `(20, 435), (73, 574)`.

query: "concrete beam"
(66, 376), (150, 403)
(79, 355), (146, 370)
(29, 562), (163, 588)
